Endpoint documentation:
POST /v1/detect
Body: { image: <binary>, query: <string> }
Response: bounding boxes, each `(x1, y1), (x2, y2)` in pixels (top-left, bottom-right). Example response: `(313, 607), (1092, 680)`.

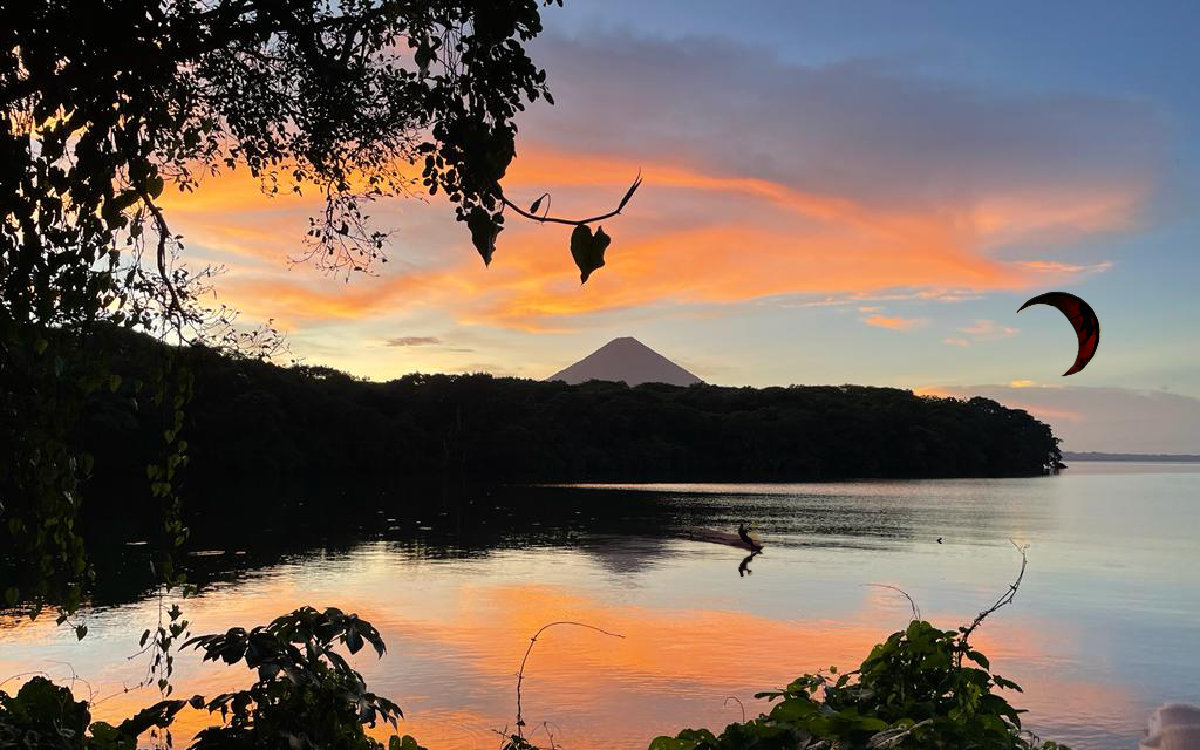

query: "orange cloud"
(154, 143), (1145, 333)
(1014, 260), (1114, 275)
(862, 314), (927, 331)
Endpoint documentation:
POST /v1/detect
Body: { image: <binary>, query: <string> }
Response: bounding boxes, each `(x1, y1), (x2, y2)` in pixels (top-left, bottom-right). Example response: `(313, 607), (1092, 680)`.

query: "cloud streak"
(863, 314), (927, 331)
(944, 319), (1020, 347)
(384, 336), (442, 347)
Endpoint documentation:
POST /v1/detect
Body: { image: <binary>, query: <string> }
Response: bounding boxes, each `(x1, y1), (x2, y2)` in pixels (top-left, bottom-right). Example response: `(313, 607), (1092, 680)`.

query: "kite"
(1017, 292), (1100, 376)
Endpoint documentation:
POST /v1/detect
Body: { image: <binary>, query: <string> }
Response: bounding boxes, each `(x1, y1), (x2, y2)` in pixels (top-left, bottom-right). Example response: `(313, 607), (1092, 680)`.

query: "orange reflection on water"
(2, 567), (1137, 749)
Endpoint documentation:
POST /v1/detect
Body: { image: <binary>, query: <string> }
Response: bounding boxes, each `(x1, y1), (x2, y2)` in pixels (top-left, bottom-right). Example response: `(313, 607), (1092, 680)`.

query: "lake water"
(2, 462), (1199, 748)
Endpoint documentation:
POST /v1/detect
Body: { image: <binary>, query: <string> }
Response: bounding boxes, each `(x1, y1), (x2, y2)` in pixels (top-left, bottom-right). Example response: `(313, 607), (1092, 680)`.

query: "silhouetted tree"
(73, 330), (1062, 531)
(1, 0), (637, 609)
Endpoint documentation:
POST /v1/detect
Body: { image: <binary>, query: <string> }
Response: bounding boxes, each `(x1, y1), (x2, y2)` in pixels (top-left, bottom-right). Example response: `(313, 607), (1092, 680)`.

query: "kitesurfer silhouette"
(738, 522), (763, 552)
(738, 550), (760, 577)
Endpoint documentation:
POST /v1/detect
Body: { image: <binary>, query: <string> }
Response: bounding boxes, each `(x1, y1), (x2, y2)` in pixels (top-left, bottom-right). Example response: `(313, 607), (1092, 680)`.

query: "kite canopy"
(1017, 291), (1100, 376)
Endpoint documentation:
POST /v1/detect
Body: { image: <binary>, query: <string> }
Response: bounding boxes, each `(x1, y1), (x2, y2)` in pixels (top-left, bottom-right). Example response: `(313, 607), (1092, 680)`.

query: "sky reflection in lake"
(2, 463), (1197, 748)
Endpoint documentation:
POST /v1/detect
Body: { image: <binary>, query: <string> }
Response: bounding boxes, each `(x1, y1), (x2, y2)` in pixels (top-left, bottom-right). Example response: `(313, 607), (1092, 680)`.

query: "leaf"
(993, 674), (1023, 692)
(529, 195), (543, 214)
(570, 224), (611, 284)
(75, 624), (88, 640)
(466, 206), (499, 266)
(616, 172), (642, 213)
(770, 696), (819, 723)
(118, 699), (187, 737)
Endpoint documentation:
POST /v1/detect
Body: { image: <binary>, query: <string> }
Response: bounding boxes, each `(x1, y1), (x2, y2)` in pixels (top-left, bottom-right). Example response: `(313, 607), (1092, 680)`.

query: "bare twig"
(141, 196), (183, 318)
(1, 661), (96, 703)
(531, 721), (562, 750)
(958, 540), (1029, 659)
(514, 621), (625, 737)
(863, 584), (921, 622)
(500, 172), (642, 228)
(724, 695), (747, 723)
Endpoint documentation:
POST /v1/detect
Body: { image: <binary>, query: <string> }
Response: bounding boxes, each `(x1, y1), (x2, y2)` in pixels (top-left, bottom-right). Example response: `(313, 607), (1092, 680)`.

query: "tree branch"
(141, 197), (184, 318)
(501, 171), (642, 227)
(958, 539), (1029, 657)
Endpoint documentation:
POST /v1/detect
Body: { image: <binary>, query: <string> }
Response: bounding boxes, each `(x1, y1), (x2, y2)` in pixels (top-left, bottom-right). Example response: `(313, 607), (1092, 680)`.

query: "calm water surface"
(2, 463), (1198, 749)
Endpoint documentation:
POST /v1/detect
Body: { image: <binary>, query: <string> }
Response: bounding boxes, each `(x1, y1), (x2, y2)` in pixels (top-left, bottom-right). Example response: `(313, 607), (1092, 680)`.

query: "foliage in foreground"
(646, 619), (1066, 750)
(1, 607), (1067, 750)
(0, 607), (426, 750)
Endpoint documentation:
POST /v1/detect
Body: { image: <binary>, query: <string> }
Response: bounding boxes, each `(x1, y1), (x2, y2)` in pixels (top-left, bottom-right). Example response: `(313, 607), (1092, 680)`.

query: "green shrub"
(648, 620), (1068, 750)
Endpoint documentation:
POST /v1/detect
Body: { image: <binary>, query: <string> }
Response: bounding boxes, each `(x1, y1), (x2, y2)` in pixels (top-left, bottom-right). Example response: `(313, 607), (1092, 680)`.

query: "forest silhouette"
(78, 327), (1061, 528)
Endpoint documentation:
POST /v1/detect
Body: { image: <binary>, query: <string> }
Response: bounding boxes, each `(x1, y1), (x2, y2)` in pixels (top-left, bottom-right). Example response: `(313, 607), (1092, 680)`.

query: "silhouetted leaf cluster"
(0, 608), (428, 750)
(0, 675), (179, 749)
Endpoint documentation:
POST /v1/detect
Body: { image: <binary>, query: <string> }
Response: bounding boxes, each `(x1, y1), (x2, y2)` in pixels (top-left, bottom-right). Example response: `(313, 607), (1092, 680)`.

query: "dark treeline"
(77, 329), (1060, 528)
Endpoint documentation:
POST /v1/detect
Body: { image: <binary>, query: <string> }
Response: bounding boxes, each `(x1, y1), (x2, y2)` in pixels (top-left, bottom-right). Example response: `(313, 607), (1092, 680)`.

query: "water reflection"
(737, 550), (760, 577)
(2, 465), (1198, 749)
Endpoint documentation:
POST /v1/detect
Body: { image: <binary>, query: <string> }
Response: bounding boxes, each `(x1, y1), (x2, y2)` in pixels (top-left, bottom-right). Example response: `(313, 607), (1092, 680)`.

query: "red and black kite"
(1017, 292), (1100, 376)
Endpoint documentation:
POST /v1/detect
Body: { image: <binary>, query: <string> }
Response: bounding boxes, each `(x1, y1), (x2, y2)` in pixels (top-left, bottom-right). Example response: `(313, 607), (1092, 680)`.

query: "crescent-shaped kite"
(1017, 291), (1100, 376)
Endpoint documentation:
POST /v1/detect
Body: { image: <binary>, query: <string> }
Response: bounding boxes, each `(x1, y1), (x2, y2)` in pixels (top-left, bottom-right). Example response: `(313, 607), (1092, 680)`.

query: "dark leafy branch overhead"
(4, 0), (638, 614)
(4, 0), (633, 346)
(502, 172), (642, 283)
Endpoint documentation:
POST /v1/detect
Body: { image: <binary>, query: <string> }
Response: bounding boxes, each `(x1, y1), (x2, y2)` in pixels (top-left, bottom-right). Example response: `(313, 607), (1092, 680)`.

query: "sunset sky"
(171, 1), (1200, 452)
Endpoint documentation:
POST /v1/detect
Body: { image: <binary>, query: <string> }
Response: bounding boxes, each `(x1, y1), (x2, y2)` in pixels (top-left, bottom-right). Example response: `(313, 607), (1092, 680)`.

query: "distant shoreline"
(1063, 451), (1200, 463)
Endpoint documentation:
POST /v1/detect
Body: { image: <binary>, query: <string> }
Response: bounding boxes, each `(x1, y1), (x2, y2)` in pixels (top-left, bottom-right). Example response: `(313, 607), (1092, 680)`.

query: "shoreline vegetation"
(80, 329), (1061, 509)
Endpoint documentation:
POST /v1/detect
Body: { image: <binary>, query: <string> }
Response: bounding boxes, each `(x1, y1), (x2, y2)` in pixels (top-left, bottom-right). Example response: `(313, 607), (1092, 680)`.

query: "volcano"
(547, 337), (703, 387)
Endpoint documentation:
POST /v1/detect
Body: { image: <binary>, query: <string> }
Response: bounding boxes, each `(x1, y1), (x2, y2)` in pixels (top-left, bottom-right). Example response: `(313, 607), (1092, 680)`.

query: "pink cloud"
(863, 314), (928, 331)
(958, 319), (1019, 341)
